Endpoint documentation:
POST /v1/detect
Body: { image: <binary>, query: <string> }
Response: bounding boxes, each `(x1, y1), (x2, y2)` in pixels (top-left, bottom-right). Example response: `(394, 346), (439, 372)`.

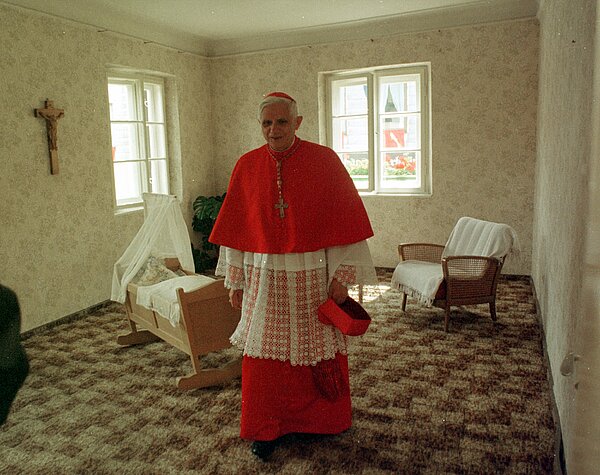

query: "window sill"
(359, 191), (432, 198)
(114, 205), (144, 216)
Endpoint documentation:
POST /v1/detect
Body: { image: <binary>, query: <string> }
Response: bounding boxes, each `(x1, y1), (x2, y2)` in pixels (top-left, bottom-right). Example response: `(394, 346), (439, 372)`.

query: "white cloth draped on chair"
(442, 216), (520, 260)
(391, 217), (520, 307)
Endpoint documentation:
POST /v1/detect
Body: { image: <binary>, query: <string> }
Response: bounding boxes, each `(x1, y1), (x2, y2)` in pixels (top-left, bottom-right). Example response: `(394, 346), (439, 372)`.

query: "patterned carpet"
(0, 270), (556, 474)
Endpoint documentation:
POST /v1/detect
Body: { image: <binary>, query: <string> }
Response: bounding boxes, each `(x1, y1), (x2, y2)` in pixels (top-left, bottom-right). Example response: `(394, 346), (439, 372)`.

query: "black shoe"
(293, 432), (330, 442)
(251, 440), (276, 461)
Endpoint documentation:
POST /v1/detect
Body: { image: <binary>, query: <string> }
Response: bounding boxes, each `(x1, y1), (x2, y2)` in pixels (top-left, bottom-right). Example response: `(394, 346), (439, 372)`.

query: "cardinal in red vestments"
(209, 91), (376, 460)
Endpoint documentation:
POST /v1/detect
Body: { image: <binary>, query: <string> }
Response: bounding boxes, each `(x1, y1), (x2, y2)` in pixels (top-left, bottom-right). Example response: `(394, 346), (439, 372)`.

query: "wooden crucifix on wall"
(35, 100), (64, 175)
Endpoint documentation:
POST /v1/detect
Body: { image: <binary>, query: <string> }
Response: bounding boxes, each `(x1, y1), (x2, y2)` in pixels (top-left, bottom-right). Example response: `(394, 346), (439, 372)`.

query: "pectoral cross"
(273, 158), (290, 218)
(275, 197), (289, 218)
(35, 100), (65, 175)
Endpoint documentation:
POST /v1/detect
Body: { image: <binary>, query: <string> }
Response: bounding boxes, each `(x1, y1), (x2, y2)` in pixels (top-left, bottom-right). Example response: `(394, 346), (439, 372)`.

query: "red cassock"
(210, 137), (373, 441)
(241, 355), (352, 441)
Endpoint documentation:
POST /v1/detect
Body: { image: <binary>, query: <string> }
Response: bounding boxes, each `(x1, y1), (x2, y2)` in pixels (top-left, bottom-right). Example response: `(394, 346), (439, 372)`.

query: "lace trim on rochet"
(219, 262), (352, 366)
(333, 264), (357, 288)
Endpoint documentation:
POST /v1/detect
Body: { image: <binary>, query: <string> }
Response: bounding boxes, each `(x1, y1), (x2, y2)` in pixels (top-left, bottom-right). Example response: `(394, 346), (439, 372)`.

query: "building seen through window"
(326, 64), (431, 195)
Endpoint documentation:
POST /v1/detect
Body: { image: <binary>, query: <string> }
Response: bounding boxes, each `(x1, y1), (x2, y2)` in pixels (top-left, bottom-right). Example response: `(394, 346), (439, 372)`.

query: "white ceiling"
(2, 0), (539, 56)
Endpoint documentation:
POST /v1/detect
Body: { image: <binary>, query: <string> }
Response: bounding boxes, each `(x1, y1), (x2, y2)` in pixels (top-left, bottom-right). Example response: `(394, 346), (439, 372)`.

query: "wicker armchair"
(392, 217), (519, 332)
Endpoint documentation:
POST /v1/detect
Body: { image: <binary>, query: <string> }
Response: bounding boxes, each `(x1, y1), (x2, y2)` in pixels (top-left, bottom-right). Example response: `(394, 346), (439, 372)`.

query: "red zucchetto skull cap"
(264, 91), (296, 102)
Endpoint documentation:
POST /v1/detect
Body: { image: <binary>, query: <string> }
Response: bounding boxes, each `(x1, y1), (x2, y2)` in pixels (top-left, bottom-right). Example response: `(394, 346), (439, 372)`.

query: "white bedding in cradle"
(135, 275), (216, 326)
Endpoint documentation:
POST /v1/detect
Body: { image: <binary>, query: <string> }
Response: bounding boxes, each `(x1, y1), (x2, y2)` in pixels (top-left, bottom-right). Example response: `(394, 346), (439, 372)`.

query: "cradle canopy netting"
(111, 193), (195, 304)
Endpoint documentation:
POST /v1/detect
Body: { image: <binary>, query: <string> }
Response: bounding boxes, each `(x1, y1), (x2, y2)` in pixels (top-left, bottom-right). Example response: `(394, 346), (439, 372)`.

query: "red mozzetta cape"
(209, 138), (374, 254)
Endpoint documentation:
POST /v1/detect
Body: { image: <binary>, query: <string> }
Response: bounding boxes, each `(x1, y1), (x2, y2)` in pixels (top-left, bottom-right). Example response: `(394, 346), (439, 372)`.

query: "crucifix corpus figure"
(35, 100), (64, 175)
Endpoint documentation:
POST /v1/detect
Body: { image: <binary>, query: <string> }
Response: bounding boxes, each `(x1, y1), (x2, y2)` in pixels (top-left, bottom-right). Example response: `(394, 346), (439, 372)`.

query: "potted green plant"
(191, 192), (226, 273)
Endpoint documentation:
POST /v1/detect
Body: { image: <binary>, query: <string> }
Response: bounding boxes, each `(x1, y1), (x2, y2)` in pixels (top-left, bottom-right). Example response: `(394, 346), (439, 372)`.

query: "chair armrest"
(398, 243), (445, 263)
(442, 255), (501, 279)
(442, 256), (502, 298)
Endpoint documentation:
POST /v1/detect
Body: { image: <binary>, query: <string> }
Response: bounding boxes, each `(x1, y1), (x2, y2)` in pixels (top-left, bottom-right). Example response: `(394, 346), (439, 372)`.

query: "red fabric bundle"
(311, 357), (349, 401)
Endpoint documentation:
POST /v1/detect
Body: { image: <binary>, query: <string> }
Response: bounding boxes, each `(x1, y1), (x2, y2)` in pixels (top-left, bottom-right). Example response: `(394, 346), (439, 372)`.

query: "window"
(107, 72), (169, 209)
(325, 64), (431, 195)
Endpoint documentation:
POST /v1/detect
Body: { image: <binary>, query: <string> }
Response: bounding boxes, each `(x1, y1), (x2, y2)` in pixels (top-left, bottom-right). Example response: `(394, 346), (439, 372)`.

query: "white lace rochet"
(215, 241), (376, 366)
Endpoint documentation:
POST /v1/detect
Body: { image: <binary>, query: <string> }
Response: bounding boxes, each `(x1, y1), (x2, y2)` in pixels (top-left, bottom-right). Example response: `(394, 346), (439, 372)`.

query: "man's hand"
(229, 289), (244, 309)
(328, 278), (348, 305)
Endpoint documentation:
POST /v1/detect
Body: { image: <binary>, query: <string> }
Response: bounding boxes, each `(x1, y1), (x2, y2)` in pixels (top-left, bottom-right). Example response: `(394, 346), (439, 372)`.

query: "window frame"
(107, 71), (170, 212)
(325, 63), (432, 196)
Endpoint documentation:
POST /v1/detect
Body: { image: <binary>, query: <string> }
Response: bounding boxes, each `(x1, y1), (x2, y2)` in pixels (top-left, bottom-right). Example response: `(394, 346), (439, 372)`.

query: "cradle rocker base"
(118, 272), (241, 390)
(176, 356), (243, 390)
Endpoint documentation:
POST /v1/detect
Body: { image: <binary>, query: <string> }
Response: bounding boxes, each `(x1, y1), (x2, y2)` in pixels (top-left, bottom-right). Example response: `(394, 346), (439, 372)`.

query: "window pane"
(144, 83), (164, 122)
(110, 123), (142, 161)
(108, 82), (137, 121)
(147, 124), (166, 158)
(379, 75), (420, 113)
(114, 161), (146, 205)
(150, 159), (168, 194)
(339, 152), (369, 190)
(332, 80), (367, 116)
(333, 117), (368, 151)
(327, 65), (429, 194)
(108, 72), (170, 208)
(381, 151), (420, 189)
(380, 114), (421, 151)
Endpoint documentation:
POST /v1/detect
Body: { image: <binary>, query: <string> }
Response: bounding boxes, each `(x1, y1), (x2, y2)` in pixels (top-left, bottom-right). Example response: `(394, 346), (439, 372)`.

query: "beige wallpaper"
(210, 19), (539, 276)
(6, 3), (600, 468)
(532, 0), (597, 471)
(0, 4), (214, 332)
(0, 3), (539, 334)
(7, 3), (600, 464)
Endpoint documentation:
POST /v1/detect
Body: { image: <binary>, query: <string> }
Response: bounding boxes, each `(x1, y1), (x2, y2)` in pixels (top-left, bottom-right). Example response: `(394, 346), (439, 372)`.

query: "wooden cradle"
(117, 258), (241, 390)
